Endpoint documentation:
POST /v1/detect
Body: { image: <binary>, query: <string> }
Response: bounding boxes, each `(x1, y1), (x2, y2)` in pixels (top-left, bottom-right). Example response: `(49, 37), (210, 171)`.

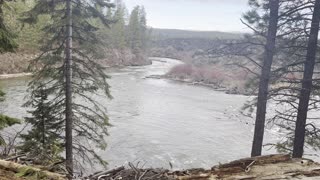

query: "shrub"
(167, 63), (251, 93)
(167, 64), (193, 79)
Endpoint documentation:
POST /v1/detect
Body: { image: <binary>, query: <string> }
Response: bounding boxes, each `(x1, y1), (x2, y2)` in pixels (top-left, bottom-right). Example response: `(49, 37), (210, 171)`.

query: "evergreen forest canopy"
(1, 0), (149, 67)
(0, 0), (319, 179)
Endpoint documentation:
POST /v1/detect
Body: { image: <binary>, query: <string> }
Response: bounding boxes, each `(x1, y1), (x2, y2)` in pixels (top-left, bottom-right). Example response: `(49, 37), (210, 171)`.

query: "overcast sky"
(122, 0), (250, 32)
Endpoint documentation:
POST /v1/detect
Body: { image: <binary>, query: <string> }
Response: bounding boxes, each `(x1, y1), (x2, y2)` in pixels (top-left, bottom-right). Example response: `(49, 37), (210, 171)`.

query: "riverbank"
(97, 154), (320, 180)
(145, 74), (251, 95)
(147, 62), (253, 95)
(0, 51), (151, 75)
(2, 154), (319, 179)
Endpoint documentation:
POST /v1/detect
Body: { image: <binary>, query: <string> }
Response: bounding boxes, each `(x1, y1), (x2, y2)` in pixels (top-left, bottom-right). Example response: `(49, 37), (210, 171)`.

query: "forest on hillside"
(0, 0), (150, 74)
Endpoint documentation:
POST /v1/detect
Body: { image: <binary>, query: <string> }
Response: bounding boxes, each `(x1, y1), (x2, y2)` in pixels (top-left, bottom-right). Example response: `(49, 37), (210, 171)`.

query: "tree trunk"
(292, 0), (320, 158)
(251, 0), (279, 157)
(65, 0), (73, 178)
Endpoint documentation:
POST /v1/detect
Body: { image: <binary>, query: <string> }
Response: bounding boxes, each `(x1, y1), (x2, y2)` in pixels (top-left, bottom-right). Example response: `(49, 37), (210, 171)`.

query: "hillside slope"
(151, 28), (243, 40)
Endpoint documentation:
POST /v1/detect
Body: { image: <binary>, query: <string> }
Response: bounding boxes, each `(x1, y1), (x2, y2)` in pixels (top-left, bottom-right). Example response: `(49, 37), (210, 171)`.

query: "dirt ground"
(87, 154), (320, 180)
(1, 154), (320, 180)
(0, 168), (24, 180)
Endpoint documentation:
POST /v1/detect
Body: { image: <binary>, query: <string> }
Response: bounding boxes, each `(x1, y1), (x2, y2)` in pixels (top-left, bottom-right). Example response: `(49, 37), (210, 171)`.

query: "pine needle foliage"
(0, 0), (19, 52)
(21, 0), (114, 171)
(19, 87), (64, 165)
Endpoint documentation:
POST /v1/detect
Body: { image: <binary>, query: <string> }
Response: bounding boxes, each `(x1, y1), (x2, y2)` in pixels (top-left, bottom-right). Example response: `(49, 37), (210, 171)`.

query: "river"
(0, 58), (282, 170)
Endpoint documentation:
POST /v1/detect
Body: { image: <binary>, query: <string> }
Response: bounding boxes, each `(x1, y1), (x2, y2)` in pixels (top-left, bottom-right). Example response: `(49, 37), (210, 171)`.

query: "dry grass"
(166, 64), (250, 93)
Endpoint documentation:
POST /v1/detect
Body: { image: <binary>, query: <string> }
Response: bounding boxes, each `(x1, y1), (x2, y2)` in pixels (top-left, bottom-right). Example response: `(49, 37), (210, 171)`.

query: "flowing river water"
(0, 58), (285, 170)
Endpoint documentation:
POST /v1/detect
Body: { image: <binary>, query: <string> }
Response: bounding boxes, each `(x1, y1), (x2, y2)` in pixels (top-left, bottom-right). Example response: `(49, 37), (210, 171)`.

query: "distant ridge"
(151, 28), (243, 40)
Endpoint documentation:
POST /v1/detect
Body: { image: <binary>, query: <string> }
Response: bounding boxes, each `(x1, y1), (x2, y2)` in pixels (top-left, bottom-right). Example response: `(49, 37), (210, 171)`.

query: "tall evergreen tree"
(21, 0), (114, 176)
(240, 0), (320, 154)
(138, 6), (147, 50)
(206, 0), (314, 154)
(292, 0), (320, 158)
(260, 0), (320, 154)
(128, 6), (141, 51)
(65, 0), (73, 174)
(111, 0), (126, 49)
(127, 6), (147, 54)
(250, 0), (280, 157)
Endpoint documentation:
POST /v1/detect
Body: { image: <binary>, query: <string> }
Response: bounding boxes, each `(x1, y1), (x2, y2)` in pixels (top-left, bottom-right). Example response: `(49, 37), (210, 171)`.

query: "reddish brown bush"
(167, 64), (194, 79)
(167, 63), (251, 93)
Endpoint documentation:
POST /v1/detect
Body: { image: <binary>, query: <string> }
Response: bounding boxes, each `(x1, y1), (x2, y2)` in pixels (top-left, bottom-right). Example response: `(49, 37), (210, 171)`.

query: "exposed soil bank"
(0, 168), (23, 180)
(85, 154), (320, 180)
(1, 154), (319, 179)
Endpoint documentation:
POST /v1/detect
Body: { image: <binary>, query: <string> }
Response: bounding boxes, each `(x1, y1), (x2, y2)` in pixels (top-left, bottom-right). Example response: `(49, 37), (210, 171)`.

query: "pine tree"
(111, 0), (126, 49)
(19, 87), (63, 165)
(139, 6), (147, 50)
(21, 0), (114, 176)
(206, 0), (317, 154)
(241, 0), (320, 155)
(247, 0), (320, 154)
(292, 0), (320, 158)
(249, 0), (280, 157)
(128, 6), (141, 51)
(127, 6), (147, 54)
(65, 0), (73, 174)
(212, 0), (281, 156)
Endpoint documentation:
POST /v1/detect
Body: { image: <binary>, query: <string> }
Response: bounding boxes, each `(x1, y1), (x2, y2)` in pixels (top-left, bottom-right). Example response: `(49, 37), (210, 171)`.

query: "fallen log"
(0, 159), (66, 180)
(209, 154), (291, 176)
(216, 154), (291, 169)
